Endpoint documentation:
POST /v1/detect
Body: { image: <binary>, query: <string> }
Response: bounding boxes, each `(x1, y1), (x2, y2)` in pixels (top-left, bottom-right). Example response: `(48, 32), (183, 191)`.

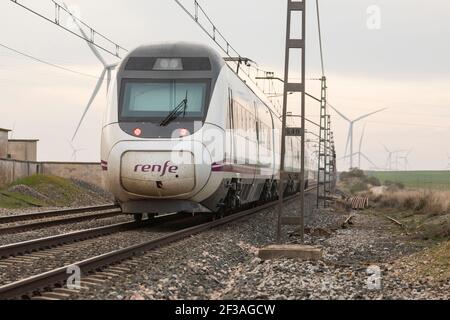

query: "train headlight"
(179, 128), (190, 137)
(133, 128), (143, 137)
(153, 58), (183, 71)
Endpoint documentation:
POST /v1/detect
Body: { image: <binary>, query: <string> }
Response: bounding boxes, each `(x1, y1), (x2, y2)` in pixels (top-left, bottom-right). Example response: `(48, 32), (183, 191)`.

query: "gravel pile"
(0, 179), (113, 217)
(70, 179), (115, 204)
(6, 185), (51, 203)
(66, 198), (449, 300)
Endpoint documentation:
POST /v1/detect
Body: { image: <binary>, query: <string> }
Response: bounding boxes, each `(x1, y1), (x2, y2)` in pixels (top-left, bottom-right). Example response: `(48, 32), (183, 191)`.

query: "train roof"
(120, 42), (225, 74)
(128, 42), (224, 61)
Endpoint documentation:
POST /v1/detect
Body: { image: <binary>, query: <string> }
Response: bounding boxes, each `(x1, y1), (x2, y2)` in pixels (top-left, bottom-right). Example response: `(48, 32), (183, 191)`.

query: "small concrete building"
(7, 139), (39, 162)
(0, 128), (11, 159)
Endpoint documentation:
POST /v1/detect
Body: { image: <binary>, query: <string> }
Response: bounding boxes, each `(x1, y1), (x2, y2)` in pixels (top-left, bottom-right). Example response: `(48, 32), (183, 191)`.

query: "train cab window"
(119, 79), (210, 121)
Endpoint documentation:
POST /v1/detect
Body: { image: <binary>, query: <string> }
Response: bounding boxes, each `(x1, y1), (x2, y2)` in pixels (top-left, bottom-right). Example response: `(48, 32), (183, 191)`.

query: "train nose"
(121, 151), (196, 197)
(117, 141), (211, 198)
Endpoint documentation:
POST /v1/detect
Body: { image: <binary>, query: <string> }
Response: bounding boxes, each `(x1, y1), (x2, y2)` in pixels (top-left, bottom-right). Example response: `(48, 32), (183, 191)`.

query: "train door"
(227, 88), (236, 164)
(254, 101), (260, 171)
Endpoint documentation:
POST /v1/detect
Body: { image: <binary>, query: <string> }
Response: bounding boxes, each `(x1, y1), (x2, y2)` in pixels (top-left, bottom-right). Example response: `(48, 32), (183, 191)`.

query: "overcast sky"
(0, 0), (449, 170)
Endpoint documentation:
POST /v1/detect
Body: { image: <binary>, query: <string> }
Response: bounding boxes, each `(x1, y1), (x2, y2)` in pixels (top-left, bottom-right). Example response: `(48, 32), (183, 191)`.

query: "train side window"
(234, 102), (240, 130)
(258, 123), (267, 150)
(246, 110), (249, 133)
(241, 106), (244, 131)
(228, 89), (234, 130)
(256, 120), (260, 141)
(246, 111), (249, 131)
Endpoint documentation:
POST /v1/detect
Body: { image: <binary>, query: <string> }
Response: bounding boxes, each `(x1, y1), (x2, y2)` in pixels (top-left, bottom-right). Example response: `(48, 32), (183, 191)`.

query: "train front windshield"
(119, 79), (210, 122)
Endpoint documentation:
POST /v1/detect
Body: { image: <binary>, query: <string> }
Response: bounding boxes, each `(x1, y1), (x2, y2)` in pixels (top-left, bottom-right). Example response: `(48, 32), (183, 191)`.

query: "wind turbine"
(327, 103), (387, 169)
(358, 123), (367, 169)
(67, 140), (85, 162)
(339, 125), (379, 170)
(446, 153), (450, 169)
(64, 3), (119, 142)
(396, 149), (412, 171)
(340, 152), (379, 170)
(10, 122), (16, 139)
(383, 145), (405, 171)
(383, 145), (395, 171)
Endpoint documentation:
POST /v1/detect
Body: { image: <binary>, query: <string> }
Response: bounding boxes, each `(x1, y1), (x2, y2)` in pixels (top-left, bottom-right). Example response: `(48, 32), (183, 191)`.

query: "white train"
(101, 42), (317, 220)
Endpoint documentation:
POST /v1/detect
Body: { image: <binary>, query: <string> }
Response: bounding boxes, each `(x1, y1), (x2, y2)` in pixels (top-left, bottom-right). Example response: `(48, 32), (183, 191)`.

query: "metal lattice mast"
(330, 132), (337, 194)
(317, 76), (327, 208)
(277, 0), (306, 243)
(325, 114), (332, 201)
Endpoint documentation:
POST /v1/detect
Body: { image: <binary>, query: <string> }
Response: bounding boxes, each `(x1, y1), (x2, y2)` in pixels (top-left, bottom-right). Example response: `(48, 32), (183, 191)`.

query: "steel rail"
(0, 210), (121, 235)
(0, 193), (306, 299)
(0, 204), (119, 225)
(0, 212), (191, 259)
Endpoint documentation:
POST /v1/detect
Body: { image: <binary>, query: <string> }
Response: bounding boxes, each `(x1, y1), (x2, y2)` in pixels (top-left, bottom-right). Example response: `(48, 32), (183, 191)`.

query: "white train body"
(101, 43), (317, 214)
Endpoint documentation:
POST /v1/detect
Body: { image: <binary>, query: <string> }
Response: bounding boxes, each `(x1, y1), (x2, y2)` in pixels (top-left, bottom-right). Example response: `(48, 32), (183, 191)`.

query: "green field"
(367, 171), (450, 190)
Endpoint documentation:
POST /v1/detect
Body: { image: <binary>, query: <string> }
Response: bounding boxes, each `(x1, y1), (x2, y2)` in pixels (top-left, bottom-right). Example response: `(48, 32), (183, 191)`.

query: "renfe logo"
(134, 161), (179, 177)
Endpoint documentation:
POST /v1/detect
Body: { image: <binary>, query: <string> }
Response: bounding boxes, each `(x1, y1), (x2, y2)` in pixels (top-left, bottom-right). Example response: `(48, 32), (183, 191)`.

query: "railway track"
(0, 193), (306, 300)
(0, 205), (121, 234)
(0, 212), (190, 259)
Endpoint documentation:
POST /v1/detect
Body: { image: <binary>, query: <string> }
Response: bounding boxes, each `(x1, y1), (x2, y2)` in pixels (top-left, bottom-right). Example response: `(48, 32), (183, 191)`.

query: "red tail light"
(133, 128), (142, 137)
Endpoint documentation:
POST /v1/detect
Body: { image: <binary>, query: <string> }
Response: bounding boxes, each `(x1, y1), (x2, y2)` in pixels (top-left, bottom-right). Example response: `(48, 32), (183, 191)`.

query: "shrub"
(384, 180), (405, 189)
(374, 189), (450, 215)
(350, 181), (368, 194)
(341, 168), (366, 181)
(366, 176), (381, 187)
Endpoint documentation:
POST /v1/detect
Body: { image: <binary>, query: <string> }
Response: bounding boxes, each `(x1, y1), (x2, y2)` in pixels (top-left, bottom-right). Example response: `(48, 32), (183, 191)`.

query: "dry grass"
(372, 189), (450, 215)
(370, 187), (450, 280)
(371, 188), (450, 240)
(393, 240), (450, 283)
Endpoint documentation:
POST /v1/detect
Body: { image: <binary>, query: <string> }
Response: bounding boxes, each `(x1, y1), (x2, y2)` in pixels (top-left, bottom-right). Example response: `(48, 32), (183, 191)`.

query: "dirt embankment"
(0, 175), (113, 209)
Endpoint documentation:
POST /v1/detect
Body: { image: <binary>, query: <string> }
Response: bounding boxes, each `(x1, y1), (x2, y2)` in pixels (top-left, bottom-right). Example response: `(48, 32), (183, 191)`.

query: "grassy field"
(367, 171), (450, 190)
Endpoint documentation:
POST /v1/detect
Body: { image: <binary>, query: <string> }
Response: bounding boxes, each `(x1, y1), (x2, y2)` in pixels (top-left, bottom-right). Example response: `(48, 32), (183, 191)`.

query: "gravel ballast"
(0, 213), (133, 246)
(66, 198), (449, 300)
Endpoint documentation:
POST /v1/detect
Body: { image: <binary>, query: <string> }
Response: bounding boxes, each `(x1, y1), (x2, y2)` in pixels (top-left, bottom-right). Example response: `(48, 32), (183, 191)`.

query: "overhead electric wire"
(282, 114), (321, 128)
(9, 0), (127, 58)
(0, 42), (99, 79)
(367, 120), (450, 130)
(173, 0), (283, 100)
(315, 0), (325, 77)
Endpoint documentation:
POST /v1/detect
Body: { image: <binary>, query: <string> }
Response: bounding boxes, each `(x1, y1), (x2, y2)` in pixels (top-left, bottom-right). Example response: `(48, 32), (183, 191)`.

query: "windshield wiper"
(159, 91), (189, 127)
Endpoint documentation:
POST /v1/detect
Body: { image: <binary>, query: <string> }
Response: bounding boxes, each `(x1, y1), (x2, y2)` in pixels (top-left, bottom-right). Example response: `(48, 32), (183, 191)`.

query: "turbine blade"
(361, 153), (379, 169)
(71, 68), (107, 142)
(339, 153), (358, 161)
(344, 127), (351, 158)
(327, 103), (351, 122)
(354, 107), (388, 122)
(407, 148), (413, 157)
(107, 68), (111, 92)
(63, 2), (107, 66)
(359, 123), (367, 154)
(382, 144), (390, 153)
